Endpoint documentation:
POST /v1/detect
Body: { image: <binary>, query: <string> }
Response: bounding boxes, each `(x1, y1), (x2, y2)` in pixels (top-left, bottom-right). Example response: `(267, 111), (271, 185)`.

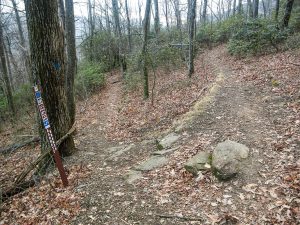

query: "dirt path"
(72, 48), (299, 224)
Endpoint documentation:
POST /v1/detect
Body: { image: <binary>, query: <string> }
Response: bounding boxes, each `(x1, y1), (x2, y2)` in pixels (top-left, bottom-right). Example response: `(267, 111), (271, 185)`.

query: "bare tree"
(202, 0), (208, 25)
(65, 0), (76, 125)
(125, 0), (132, 52)
(11, 0), (31, 83)
(253, 0), (259, 18)
(154, 0), (160, 36)
(142, 0), (151, 99)
(275, 0), (280, 21)
(188, 0), (197, 77)
(0, 3), (15, 115)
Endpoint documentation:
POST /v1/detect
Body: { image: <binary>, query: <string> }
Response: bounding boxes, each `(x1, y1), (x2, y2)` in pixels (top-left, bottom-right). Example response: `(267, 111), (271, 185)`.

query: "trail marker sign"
(34, 85), (69, 187)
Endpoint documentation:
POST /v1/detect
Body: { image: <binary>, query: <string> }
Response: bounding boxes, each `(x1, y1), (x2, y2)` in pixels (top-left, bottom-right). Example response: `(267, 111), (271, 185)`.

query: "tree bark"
(233, 0), (237, 15)
(65, 0), (76, 125)
(247, 0), (254, 18)
(282, 0), (295, 28)
(125, 0), (132, 52)
(238, 0), (243, 14)
(154, 0), (160, 36)
(112, 0), (125, 77)
(58, 0), (66, 28)
(25, 0), (75, 159)
(202, 0), (208, 25)
(0, 3), (15, 115)
(142, 0), (151, 99)
(188, 0), (197, 77)
(275, 0), (280, 21)
(253, 0), (259, 18)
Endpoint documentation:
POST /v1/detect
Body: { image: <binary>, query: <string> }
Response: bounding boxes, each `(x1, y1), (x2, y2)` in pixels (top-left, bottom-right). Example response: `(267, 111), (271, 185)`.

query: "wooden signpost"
(34, 85), (69, 187)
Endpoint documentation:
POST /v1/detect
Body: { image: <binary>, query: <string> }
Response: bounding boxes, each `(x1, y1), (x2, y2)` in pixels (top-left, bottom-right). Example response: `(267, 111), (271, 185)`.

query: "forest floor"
(0, 46), (299, 224)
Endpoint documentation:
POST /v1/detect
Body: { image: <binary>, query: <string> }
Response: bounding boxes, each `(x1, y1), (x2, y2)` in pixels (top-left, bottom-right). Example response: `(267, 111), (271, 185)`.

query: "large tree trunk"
(65, 0), (76, 125)
(25, 0), (75, 160)
(125, 0), (132, 52)
(188, 0), (197, 77)
(154, 0), (160, 36)
(282, 0), (295, 28)
(0, 4), (15, 115)
(142, 0), (151, 99)
(11, 0), (32, 83)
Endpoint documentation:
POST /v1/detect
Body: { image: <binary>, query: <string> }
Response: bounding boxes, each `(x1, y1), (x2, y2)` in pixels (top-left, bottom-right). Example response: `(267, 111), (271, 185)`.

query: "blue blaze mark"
(35, 91), (41, 98)
(53, 62), (61, 71)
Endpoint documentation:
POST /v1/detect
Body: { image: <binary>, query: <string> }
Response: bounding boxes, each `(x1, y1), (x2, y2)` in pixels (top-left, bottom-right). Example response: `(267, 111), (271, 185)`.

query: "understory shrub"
(75, 62), (106, 98)
(228, 19), (289, 57)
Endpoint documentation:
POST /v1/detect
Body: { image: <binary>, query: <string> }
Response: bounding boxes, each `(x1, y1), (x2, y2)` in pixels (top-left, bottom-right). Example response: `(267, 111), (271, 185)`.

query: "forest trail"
(72, 47), (299, 224)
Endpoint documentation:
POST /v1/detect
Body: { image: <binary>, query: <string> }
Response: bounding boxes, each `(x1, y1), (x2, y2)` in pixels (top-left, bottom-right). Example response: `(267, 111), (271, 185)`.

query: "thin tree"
(65, 0), (76, 125)
(125, 0), (132, 52)
(275, 0), (280, 21)
(142, 0), (151, 99)
(25, 0), (75, 161)
(238, 0), (243, 14)
(0, 4), (15, 115)
(188, 0), (197, 77)
(154, 0), (160, 36)
(282, 0), (295, 28)
(202, 0), (208, 25)
(233, 0), (237, 15)
(11, 0), (31, 83)
(112, 0), (125, 76)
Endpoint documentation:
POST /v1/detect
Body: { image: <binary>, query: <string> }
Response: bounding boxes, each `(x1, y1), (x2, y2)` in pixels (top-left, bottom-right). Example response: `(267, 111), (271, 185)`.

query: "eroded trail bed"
(72, 47), (299, 224)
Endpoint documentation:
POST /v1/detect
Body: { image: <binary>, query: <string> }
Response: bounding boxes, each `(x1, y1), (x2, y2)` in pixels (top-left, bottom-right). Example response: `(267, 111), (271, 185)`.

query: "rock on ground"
(184, 151), (211, 176)
(212, 140), (249, 180)
(159, 133), (180, 149)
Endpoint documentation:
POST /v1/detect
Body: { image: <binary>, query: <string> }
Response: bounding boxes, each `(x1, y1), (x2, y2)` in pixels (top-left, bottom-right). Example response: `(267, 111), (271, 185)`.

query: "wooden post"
(34, 85), (69, 187)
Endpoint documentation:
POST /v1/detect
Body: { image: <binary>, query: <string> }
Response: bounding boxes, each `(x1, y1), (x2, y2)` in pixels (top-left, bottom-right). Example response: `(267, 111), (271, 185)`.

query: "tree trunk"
(25, 0), (75, 159)
(0, 4), (15, 115)
(65, 0), (76, 125)
(188, 0), (197, 77)
(275, 0), (280, 21)
(282, 0), (295, 28)
(247, 0), (254, 18)
(154, 0), (160, 36)
(233, 0), (237, 15)
(173, 0), (182, 30)
(58, 0), (66, 28)
(11, 0), (32, 83)
(253, 0), (259, 18)
(202, 0), (208, 25)
(238, 0), (243, 14)
(112, 0), (125, 77)
(88, 0), (95, 61)
(125, 0), (132, 52)
(163, 0), (170, 31)
(142, 0), (151, 99)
